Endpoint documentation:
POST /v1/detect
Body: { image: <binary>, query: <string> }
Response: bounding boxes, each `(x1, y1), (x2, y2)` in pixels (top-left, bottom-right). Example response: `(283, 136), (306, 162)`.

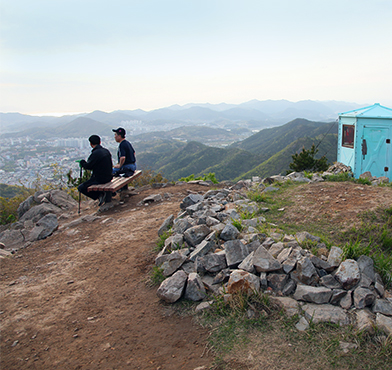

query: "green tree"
(289, 144), (328, 172)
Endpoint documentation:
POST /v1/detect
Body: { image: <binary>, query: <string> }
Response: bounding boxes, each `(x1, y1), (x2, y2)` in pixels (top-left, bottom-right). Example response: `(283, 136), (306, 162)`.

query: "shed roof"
(339, 103), (392, 118)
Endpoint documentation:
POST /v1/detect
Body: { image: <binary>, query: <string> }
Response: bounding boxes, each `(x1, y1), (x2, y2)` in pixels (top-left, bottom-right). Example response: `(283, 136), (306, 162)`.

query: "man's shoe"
(98, 193), (105, 206)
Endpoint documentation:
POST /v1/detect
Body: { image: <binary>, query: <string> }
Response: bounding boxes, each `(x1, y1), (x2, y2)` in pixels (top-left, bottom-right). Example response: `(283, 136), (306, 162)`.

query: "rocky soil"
(1, 181), (392, 370)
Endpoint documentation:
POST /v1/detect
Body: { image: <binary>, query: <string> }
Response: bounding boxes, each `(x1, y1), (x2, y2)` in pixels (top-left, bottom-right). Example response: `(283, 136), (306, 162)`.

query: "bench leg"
(105, 191), (112, 203)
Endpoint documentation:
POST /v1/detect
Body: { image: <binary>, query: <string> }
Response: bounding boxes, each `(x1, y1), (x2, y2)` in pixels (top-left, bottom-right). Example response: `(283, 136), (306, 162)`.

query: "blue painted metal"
(337, 104), (392, 180)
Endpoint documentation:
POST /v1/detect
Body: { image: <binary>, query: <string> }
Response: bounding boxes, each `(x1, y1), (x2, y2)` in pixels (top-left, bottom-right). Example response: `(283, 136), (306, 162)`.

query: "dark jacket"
(80, 144), (113, 183)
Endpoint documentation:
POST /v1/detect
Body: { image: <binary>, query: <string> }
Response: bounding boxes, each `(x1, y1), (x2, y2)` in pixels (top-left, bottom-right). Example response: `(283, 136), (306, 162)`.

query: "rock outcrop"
(0, 189), (77, 251)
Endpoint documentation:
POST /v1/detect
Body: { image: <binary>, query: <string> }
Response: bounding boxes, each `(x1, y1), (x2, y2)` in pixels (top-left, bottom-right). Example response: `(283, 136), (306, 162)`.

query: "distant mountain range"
(0, 100), (346, 181)
(0, 99), (362, 136)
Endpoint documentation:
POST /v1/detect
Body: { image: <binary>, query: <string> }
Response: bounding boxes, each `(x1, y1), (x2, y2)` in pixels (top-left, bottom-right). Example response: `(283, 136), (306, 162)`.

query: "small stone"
(295, 316), (309, 331)
(195, 302), (213, 313)
(339, 341), (358, 354)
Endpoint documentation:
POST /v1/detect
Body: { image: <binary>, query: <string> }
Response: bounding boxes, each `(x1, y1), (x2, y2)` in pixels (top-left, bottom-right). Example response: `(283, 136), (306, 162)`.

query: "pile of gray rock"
(323, 162), (390, 185)
(0, 189), (77, 254)
(155, 178), (392, 335)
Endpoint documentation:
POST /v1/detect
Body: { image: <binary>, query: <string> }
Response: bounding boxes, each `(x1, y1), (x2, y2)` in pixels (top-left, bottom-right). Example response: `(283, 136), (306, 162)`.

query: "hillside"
(1, 181), (391, 369)
(236, 134), (337, 180)
(136, 119), (338, 181)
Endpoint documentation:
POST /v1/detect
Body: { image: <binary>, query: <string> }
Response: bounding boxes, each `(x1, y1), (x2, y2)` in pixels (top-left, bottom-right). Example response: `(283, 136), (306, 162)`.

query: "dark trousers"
(78, 178), (103, 200)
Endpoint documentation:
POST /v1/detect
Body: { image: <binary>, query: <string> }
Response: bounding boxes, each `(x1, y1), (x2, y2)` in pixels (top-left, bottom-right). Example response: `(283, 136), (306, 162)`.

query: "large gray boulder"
(357, 255), (375, 283)
(291, 257), (319, 286)
(267, 273), (289, 292)
(48, 190), (77, 210)
(19, 203), (63, 223)
(302, 303), (350, 326)
(183, 224), (211, 247)
(355, 309), (375, 334)
(180, 193), (204, 210)
(335, 259), (360, 290)
(189, 232), (217, 261)
(220, 223), (240, 241)
(172, 217), (193, 234)
(184, 273), (206, 301)
(27, 213), (58, 241)
(158, 214), (174, 236)
(0, 229), (25, 248)
(327, 246), (343, 268)
(238, 251), (255, 273)
(353, 287), (376, 309)
(372, 299), (392, 316)
(253, 246), (281, 272)
(17, 195), (35, 219)
(376, 313), (392, 335)
(224, 239), (249, 268)
(159, 251), (188, 277)
(226, 270), (260, 294)
(157, 270), (188, 303)
(293, 285), (332, 304)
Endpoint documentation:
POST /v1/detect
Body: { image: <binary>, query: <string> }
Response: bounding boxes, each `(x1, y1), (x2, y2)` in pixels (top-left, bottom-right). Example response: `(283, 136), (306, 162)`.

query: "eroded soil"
(1, 181), (391, 370)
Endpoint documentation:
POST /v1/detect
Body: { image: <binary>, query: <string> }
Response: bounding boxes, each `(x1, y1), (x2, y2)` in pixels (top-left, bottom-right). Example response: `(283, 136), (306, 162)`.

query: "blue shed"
(337, 103), (392, 180)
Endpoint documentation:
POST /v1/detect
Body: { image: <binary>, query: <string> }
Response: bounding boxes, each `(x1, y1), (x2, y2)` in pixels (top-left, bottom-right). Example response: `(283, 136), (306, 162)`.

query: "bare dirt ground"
(1, 181), (392, 370)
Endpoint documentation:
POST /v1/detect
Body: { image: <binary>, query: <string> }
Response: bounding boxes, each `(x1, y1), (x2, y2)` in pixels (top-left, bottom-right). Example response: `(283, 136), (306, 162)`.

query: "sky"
(1, 0), (392, 115)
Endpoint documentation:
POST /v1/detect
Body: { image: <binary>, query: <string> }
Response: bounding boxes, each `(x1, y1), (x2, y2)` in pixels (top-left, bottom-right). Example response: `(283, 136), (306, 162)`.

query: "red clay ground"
(1, 181), (391, 370)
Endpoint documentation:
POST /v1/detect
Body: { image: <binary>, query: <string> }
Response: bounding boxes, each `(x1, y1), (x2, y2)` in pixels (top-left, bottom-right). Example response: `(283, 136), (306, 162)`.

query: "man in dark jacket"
(78, 135), (113, 205)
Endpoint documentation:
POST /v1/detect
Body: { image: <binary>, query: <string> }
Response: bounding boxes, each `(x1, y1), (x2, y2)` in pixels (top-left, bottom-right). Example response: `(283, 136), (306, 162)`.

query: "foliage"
(155, 230), (172, 252)
(131, 169), (168, 187)
(289, 144), (329, 172)
(324, 172), (353, 182)
(324, 172), (372, 186)
(236, 134), (337, 182)
(66, 168), (91, 187)
(200, 291), (276, 358)
(0, 184), (32, 198)
(231, 218), (244, 232)
(0, 188), (33, 225)
(149, 266), (166, 286)
(178, 172), (219, 184)
(246, 189), (270, 203)
(340, 207), (392, 286)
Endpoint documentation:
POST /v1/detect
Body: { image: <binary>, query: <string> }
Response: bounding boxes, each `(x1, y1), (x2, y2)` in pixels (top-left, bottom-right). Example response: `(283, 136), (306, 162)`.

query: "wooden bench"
(87, 170), (142, 203)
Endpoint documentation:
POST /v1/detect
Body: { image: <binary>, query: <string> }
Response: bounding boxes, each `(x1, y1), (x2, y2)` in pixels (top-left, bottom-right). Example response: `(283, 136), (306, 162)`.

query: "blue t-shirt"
(117, 140), (136, 165)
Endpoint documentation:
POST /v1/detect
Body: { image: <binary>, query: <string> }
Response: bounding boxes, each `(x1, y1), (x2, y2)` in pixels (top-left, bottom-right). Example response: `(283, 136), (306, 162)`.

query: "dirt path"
(0, 184), (213, 370)
(1, 181), (392, 370)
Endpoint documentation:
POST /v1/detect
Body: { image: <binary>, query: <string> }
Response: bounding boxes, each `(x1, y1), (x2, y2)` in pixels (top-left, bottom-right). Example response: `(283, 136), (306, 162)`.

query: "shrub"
(179, 172), (219, 184)
(289, 144), (329, 172)
(0, 190), (33, 225)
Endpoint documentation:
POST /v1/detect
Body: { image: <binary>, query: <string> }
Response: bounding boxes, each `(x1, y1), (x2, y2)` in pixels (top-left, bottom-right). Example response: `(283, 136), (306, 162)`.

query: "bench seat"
(87, 170), (142, 198)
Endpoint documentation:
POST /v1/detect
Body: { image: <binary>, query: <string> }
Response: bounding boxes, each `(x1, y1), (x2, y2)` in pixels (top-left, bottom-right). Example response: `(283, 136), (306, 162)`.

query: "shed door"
(361, 126), (389, 177)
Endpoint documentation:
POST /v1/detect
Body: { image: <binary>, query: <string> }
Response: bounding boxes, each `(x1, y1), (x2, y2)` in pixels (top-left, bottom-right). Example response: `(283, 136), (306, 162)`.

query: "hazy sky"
(1, 0), (391, 115)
